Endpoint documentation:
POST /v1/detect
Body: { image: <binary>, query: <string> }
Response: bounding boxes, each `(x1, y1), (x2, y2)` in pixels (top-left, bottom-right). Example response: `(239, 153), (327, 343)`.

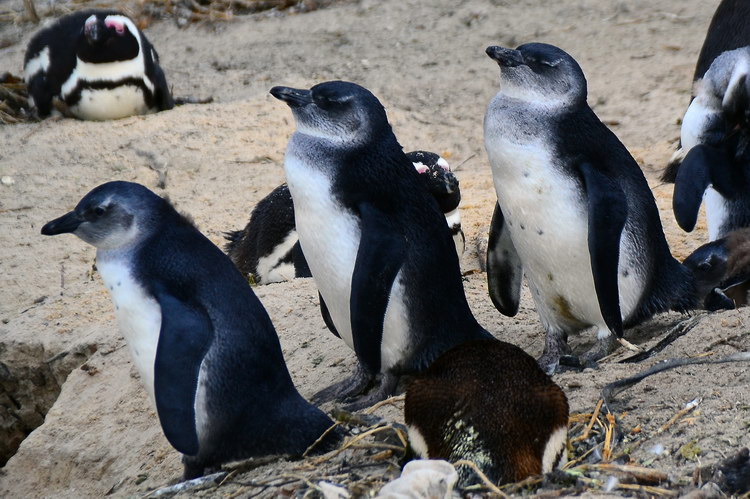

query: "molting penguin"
(24, 10), (174, 120)
(224, 151), (464, 284)
(41, 181), (337, 480)
(405, 339), (568, 486)
(483, 43), (697, 374)
(667, 47), (750, 240)
(271, 81), (492, 409)
(684, 227), (750, 309)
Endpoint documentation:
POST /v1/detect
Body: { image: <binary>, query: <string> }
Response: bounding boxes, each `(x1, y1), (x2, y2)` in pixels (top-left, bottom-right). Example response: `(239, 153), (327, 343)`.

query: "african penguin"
(663, 0), (750, 187)
(224, 151), (465, 285)
(24, 10), (174, 120)
(483, 43), (697, 374)
(271, 81), (492, 410)
(41, 181), (337, 480)
(405, 339), (568, 486)
(684, 227), (750, 309)
(667, 47), (750, 240)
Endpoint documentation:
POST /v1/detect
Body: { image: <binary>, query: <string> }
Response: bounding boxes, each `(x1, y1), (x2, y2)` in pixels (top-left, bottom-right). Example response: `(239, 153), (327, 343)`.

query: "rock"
(377, 460), (458, 499)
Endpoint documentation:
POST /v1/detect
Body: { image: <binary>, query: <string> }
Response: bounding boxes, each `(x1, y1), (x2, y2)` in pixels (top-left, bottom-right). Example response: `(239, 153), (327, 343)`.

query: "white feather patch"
(256, 229), (300, 283)
(24, 46), (50, 82)
(541, 426), (568, 473)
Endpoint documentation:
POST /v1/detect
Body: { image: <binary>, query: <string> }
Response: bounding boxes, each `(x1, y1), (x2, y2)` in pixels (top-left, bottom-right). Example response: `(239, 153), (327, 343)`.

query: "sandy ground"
(1, 0), (749, 497)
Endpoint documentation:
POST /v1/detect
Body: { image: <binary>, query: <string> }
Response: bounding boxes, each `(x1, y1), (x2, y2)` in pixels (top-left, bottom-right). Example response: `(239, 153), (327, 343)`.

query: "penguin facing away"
(405, 339), (569, 486)
(41, 181), (337, 480)
(24, 10), (174, 120)
(224, 150), (464, 284)
(668, 47), (750, 241)
(271, 81), (492, 410)
(483, 43), (697, 374)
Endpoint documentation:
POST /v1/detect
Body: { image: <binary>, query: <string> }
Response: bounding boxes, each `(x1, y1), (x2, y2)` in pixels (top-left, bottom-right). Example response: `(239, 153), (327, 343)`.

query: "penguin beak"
(486, 46), (526, 67)
(41, 211), (84, 236)
(270, 86), (313, 108)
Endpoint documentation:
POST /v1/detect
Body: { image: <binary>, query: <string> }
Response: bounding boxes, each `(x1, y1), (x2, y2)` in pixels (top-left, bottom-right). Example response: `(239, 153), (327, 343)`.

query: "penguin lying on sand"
(271, 81), (492, 410)
(667, 47), (750, 240)
(24, 10), (173, 120)
(483, 43), (698, 374)
(405, 339), (568, 486)
(41, 181), (337, 480)
(684, 227), (750, 309)
(224, 151), (464, 284)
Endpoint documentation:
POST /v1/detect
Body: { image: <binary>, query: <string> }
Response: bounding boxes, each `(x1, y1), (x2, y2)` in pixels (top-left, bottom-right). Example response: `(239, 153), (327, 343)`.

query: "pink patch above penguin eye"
(105, 19), (125, 34)
(414, 164), (429, 174)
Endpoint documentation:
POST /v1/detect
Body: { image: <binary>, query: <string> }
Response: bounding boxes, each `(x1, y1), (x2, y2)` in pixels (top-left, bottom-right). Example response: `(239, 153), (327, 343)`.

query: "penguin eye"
(94, 206), (106, 217)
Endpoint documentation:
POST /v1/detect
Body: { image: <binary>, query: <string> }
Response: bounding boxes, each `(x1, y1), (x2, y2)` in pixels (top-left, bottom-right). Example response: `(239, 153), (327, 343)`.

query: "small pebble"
(1, 176), (15, 185)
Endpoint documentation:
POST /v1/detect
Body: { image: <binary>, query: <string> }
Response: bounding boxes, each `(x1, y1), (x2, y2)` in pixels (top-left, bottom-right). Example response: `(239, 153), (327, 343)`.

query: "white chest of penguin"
(97, 257), (161, 400)
(72, 86), (150, 120)
(285, 154), (411, 370)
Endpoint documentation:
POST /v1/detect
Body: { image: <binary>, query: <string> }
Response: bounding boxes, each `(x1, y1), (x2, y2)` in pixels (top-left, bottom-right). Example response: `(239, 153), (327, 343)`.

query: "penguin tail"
(223, 230), (244, 253)
(660, 146), (685, 183)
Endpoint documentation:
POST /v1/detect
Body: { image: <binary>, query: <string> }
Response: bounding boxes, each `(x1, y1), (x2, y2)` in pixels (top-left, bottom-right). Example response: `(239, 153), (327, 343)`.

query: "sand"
(0, 0), (749, 497)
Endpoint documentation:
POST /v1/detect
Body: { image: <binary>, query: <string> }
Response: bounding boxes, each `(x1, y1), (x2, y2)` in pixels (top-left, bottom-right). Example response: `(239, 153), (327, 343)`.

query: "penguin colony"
(31, 0), (750, 490)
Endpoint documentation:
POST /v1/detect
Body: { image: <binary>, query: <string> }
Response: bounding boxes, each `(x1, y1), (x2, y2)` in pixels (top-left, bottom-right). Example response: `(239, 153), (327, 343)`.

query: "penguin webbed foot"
(704, 288), (736, 311)
(181, 455), (214, 481)
(579, 332), (618, 369)
(311, 362), (374, 405)
(341, 372), (399, 412)
(538, 328), (572, 375)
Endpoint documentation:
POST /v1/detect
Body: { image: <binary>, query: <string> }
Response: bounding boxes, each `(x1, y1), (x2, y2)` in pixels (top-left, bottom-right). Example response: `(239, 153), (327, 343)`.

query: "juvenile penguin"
(24, 10), (173, 120)
(41, 181), (337, 480)
(225, 151), (464, 284)
(667, 47), (750, 240)
(271, 81), (492, 409)
(405, 339), (568, 486)
(483, 43), (697, 373)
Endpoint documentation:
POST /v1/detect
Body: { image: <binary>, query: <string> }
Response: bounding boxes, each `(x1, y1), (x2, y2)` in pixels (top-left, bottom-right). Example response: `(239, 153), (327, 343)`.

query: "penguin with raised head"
(41, 181), (337, 480)
(270, 81), (492, 410)
(405, 339), (569, 486)
(24, 10), (173, 120)
(483, 43), (697, 374)
(224, 151), (464, 284)
(668, 47), (750, 240)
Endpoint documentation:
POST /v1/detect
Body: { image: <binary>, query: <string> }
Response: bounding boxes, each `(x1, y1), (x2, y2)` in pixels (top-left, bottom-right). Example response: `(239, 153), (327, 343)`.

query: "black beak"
(486, 46), (525, 67)
(270, 86), (312, 108)
(41, 211), (83, 236)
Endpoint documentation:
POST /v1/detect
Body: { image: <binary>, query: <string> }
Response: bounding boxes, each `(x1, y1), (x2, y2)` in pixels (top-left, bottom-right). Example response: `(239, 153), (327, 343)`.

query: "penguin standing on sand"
(483, 43), (697, 373)
(41, 181), (337, 480)
(667, 47), (750, 241)
(405, 339), (569, 486)
(271, 81), (491, 410)
(224, 151), (464, 284)
(24, 10), (173, 120)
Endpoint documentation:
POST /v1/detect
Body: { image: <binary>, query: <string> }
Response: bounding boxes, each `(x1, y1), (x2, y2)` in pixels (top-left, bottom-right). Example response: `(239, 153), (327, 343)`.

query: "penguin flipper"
(580, 162), (627, 338)
(350, 202), (407, 373)
(153, 290), (214, 456)
(318, 292), (340, 338)
(673, 144), (737, 232)
(152, 64), (175, 111)
(486, 202), (523, 316)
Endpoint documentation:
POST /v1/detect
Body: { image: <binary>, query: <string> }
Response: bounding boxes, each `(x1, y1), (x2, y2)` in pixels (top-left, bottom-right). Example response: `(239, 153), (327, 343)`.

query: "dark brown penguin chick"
(724, 228), (750, 305)
(404, 339), (569, 486)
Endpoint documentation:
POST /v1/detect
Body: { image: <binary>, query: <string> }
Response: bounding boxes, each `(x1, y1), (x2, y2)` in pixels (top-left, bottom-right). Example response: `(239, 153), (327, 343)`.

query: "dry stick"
(302, 422), (341, 458)
(603, 351), (750, 402)
(572, 398), (603, 443)
(585, 463), (669, 484)
(657, 398), (701, 434)
(453, 460), (510, 498)
(308, 425), (403, 465)
(363, 394), (405, 414)
(23, 0), (39, 23)
(602, 412), (616, 461)
(577, 475), (677, 496)
(620, 315), (704, 364)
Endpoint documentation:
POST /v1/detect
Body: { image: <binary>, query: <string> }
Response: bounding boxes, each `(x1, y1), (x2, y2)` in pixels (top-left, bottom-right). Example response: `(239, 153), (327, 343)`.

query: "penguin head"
(699, 47), (750, 128)
(41, 181), (162, 250)
(406, 151), (460, 211)
(270, 81), (390, 144)
(77, 13), (140, 63)
(486, 43), (587, 106)
(683, 238), (729, 299)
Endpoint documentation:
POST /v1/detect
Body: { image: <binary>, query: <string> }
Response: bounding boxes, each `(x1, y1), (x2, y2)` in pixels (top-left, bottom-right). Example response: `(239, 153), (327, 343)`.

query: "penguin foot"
(342, 372), (399, 411)
(311, 362), (374, 405)
(579, 333), (618, 367)
(538, 328), (572, 375)
(181, 455), (208, 481)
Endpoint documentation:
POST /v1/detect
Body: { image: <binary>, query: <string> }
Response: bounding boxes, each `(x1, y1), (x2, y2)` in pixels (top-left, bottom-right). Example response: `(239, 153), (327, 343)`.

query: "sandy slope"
(0, 0), (749, 496)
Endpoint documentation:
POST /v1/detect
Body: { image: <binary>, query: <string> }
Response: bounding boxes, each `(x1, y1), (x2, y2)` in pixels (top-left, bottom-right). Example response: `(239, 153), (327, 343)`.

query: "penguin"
(224, 151), (464, 285)
(41, 181), (337, 480)
(405, 339), (568, 486)
(667, 47), (750, 240)
(662, 0), (750, 195)
(24, 10), (174, 120)
(270, 81), (492, 410)
(683, 227), (750, 309)
(483, 43), (697, 374)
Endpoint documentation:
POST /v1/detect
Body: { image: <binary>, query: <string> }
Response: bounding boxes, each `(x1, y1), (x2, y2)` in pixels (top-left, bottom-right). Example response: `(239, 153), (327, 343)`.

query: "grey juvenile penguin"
(271, 81), (492, 409)
(41, 181), (337, 480)
(483, 43), (697, 373)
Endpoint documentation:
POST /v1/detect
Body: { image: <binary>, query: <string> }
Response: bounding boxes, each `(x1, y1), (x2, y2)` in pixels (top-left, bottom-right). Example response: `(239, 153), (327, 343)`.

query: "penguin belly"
(71, 85), (150, 120)
(286, 157), (360, 349)
(488, 139), (643, 330)
(97, 258), (161, 400)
